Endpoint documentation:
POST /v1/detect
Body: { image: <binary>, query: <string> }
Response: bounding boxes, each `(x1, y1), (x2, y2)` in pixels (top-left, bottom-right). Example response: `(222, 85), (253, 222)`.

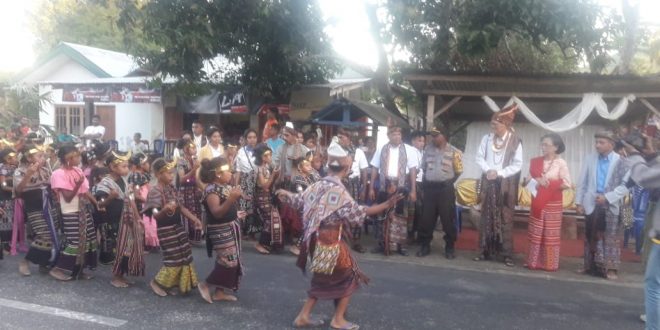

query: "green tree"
(117, 0), (341, 102)
(30, 0), (156, 57)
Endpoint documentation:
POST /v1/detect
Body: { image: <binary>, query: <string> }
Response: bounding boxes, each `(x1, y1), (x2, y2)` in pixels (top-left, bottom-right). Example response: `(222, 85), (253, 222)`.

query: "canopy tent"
(310, 97), (411, 129)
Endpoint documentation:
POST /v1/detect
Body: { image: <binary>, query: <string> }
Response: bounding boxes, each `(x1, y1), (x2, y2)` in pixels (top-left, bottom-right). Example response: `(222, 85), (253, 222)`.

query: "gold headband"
(5, 152), (16, 159)
(263, 150), (272, 156)
(214, 164), (231, 173)
(111, 150), (132, 165)
(0, 139), (14, 147)
(227, 144), (237, 149)
(299, 159), (311, 167)
(158, 160), (176, 173)
(26, 148), (41, 155)
(186, 142), (196, 149)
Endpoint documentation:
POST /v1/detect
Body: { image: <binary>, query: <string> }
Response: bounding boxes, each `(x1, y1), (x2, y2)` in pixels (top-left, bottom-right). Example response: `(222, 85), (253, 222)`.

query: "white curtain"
(482, 93), (635, 132)
(461, 122), (605, 183)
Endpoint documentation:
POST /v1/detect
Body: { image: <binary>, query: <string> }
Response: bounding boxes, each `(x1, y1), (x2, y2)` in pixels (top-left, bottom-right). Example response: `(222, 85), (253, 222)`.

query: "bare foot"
(293, 316), (324, 328)
(150, 280), (167, 297)
(120, 278), (135, 285)
(330, 319), (358, 330)
(255, 243), (270, 254)
(49, 269), (72, 281)
(212, 290), (238, 302)
(111, 278), (129, 288)
(288, 245), (300, 256)
(198, 282), (213, 304)
(18, 260), (31, 276)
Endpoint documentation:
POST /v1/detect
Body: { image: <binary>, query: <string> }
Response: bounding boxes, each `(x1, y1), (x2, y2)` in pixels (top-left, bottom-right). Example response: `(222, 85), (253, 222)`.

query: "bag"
(310, 224), (343, 275)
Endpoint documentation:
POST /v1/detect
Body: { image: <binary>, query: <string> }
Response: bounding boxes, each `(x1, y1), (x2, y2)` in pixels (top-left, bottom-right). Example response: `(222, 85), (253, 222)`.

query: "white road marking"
(0, 297), (128, 327)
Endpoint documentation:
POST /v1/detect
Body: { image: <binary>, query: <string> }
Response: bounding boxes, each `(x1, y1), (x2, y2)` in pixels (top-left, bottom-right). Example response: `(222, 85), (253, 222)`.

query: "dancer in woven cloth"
(49, 144), (99, 281)
(197, 156), (245, 304)
(277, 142), (402, 330)
(97, 150), (145, 288)
(143, 158), (203, 297)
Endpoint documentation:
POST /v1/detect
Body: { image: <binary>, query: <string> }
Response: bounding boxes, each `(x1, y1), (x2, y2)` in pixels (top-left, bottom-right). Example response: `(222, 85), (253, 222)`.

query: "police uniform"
(418, 139), (463, 258)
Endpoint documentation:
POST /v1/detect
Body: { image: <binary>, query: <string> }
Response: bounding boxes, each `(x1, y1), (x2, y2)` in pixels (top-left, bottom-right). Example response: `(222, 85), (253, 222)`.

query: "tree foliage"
(30, 0), (140, 56)
(117, 0), (341, 101)
(384, 0), (622, 74)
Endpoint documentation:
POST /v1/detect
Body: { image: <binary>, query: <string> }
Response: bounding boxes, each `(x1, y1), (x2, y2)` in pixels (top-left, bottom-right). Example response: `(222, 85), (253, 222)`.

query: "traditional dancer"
(0, 148), (18, 256)
(369, 123), (418, 256)
(129, 153), (158, 250)
(49, 145), (99, 281)
(525, 133), (571, 271)
(14, 144), (59, 275)
(97, 150), (146, 287)
(235, 129), (260, 239)
(198, 157), (244, 304)
(144, 158), (203, 297)
(277, 143), (402, 330)
(176, 140), (203, 244)
(576, 130), (630, 279)
(474, 104), (523, 267)
(254, 144), (283, 254)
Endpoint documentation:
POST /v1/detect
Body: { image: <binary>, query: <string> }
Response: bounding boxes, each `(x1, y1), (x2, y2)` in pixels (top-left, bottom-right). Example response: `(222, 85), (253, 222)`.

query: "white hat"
(327, 141), (348, 166)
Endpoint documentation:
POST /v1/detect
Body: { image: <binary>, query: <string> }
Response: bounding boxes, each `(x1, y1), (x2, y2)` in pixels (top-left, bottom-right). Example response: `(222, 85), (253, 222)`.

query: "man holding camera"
(417, 126), (463, 259)
(369, 123), (418, 256)
(621, 128), (659, 329)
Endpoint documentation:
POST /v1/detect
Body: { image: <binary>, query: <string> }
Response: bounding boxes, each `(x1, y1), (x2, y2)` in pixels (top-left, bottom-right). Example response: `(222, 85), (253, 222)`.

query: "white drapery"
(482, 93), (636, 132)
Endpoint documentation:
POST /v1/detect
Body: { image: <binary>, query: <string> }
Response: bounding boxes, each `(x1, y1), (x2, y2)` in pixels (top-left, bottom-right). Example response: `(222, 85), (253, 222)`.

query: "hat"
(327, 142), (348, 167)
(492, 104), (518, 127)
(594, 130), (617, 142)
(428, 126), (447, 136)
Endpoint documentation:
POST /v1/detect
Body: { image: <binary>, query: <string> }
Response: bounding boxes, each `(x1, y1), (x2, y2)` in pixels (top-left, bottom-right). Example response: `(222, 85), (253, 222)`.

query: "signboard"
(62, 85), (161, 103)
(219, 92), (248, 113)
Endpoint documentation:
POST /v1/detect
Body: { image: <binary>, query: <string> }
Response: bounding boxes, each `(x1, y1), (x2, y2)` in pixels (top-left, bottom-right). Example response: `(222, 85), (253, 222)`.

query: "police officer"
(417, 126), (463, 259)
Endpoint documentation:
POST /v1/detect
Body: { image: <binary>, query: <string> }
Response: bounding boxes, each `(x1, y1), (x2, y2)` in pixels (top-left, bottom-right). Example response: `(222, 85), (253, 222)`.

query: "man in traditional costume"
(369, 123), (418, 256)
(474, 104), (522, 267)
(335, 128), (370, 253)
(417, 126), (463, 259)
(576, 130), (630, 280)
(273, 127), (308, 255)
(277, 143), (401, 330)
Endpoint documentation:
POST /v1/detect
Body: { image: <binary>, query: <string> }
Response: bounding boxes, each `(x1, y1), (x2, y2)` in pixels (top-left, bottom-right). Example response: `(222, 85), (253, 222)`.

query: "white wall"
(22, 55), (98, 84)
(113, 103), (164, 151)
(461, 122), (605, 182)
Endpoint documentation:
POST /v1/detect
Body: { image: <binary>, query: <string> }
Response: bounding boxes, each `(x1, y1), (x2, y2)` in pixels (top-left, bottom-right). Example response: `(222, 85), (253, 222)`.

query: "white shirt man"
(83, 116), (106, 140)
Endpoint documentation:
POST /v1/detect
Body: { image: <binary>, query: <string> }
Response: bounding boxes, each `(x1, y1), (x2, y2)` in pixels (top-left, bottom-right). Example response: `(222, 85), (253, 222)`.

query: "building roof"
(404, 70), (660, 98)
(40, 76), (177, 85)
(15, 42), (140, 83)
(311, 97), (411, 129)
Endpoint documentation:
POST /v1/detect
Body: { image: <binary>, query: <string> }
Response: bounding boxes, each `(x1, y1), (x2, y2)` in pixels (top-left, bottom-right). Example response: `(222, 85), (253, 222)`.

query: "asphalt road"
(0, 246), (645, 330)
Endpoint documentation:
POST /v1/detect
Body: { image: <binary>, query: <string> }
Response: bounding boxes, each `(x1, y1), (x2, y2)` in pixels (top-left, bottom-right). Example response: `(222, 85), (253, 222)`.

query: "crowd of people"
(0, 104), (659, 329)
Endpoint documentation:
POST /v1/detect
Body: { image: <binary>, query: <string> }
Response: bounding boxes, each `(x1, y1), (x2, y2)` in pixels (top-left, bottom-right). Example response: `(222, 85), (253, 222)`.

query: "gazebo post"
(426, 94), (435, 130)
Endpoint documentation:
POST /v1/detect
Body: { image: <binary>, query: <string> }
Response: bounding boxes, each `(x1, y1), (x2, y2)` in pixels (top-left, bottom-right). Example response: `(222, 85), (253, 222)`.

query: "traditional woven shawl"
(96, 176), (127, 199)
(379, 143), (408, 189)
(300, 176), (354, 245)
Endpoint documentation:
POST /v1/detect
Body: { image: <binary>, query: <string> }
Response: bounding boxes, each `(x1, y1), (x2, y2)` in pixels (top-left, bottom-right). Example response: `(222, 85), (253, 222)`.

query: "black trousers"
(418, 180), (456, 248)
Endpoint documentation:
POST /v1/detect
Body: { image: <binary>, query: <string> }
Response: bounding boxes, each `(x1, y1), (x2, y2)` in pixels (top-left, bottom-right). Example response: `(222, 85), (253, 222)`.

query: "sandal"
(330, 321), (360, 330)
(504, 258), (515, 267)
(292, 317), (324, 328)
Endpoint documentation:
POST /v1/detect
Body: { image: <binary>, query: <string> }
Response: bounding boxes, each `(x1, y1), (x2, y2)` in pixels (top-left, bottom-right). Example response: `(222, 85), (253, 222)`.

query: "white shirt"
(193, 134), (206, 157)
(349, 148), (369, 179)
(210, 145), (223, 158)
(59, 195), (79, 214)
(475, 133), (523, 178)
(83, 125), (105, 139)
(370, 143), (419, 176)
(130, 141), (148, 154)
(236, 147), (255, 173)
(415, 148), (423, 182)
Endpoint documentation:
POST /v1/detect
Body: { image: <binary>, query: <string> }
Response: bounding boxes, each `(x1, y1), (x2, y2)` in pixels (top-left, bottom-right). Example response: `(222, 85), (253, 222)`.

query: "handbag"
(309, 224), (343, 275)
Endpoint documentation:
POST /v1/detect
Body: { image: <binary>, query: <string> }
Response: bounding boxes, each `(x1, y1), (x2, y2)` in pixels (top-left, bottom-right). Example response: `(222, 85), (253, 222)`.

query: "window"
(55, 106), (85, 135)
